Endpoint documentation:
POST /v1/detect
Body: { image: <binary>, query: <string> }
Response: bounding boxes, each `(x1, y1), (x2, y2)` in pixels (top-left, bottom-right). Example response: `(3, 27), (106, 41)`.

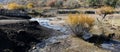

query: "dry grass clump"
(67, 14), (95, 26)
(7, 3), (21, 10)
(66, 14), (95, 36)
(7, 2), (34, 10)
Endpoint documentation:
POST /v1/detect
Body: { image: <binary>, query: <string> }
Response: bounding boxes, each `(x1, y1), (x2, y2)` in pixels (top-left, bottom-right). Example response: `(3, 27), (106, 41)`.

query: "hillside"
(1, 0), (120, 8)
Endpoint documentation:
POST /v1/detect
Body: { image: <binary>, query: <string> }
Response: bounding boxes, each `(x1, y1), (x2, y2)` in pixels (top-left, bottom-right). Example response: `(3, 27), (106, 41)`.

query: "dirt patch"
(35, 35), (110, 52)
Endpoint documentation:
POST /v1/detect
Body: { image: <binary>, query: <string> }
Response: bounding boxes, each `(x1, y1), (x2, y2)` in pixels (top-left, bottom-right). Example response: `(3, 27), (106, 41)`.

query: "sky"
(0, 0), (10, 4)
(0, 0), (3, 2)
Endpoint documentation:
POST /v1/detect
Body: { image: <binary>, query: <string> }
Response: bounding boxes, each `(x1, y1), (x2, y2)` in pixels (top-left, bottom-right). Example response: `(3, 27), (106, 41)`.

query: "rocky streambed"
(0, 19), (63, 52)
(30, 17), (120, 52)
(0, 15), (120, 52)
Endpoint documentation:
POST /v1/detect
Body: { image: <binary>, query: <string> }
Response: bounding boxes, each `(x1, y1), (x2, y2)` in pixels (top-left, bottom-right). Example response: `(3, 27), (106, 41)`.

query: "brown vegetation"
(7, 3), (22, 10)
(66, 14), (95, 37)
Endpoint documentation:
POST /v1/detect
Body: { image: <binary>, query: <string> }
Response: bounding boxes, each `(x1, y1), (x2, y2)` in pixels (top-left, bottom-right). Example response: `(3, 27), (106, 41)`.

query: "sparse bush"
(98, 6), (114, 19)
(66, 14), (95, 37)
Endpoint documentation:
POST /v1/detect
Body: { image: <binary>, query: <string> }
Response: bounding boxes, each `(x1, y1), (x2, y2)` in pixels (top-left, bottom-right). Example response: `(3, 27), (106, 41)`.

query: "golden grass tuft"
(66, 14), (95, 36)
(7, 3), (23, 10)
(66, 14), (95, 27)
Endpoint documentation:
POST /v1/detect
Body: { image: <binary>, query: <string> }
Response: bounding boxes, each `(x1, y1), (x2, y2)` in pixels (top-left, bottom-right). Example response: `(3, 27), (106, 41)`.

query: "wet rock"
(0, 20), (62, 52)
(86, 33), (115, 45)
(0, 16), (31, 20)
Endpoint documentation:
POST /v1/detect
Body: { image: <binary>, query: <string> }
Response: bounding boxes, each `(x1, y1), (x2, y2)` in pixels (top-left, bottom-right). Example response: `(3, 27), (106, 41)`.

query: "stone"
(0, 9), (31, 19)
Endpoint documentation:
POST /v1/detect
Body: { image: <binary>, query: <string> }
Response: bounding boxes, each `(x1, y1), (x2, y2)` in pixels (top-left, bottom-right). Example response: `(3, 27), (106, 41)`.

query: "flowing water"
(30, 18), (68, 33)
(30, 18), (120, 52)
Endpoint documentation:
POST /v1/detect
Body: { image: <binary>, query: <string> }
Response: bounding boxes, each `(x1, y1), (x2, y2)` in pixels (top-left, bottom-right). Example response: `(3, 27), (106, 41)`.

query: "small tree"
(96, 6), (115, 36)
(66, 14), (95, 37)
(98, 6), (114, 19)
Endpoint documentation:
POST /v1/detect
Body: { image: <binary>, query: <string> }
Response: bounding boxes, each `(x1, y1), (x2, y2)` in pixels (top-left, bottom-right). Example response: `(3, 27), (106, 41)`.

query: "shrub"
(7, 3), (21, 10)
(0, 4), (3, 9)
(27, 3), (34, 9)
(66, 14), (95, 37)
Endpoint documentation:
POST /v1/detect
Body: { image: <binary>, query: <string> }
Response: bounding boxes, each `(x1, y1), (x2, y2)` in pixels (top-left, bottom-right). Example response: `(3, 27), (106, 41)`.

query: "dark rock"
(0, 9), (31, 19)
(29, 21), (39, 26)
(0, 20), (60, 52)
(85, 33), (115, 45)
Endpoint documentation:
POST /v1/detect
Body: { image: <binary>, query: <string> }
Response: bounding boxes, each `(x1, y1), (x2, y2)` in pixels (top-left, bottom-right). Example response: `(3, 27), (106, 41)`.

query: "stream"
(30, 18), (120, 52)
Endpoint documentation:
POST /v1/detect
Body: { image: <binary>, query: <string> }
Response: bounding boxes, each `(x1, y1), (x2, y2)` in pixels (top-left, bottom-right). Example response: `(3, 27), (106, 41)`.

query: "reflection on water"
(101, 40), (120, 52)
(30, 18), (67, 33)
